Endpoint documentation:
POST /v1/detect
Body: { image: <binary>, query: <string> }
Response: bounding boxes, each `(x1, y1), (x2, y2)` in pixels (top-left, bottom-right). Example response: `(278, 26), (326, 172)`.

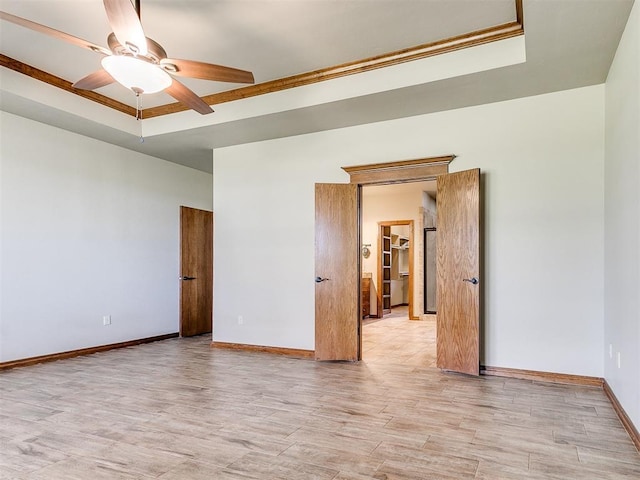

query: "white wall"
(604, 1), (639, 429)
(213, 84), (605, 376)
(0, 113), (213, 362)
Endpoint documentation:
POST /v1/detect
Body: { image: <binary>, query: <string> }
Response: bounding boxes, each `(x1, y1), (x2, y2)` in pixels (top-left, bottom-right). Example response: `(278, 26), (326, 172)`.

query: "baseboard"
(0, 333), (179, 371)
(480, 365), (604, 387)
(211, 341), (314, 359)
(603, 380), (640, 452)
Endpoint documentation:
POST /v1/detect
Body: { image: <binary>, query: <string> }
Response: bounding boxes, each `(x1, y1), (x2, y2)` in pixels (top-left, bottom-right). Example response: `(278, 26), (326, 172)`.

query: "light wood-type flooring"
(362, 307), (437, 368)
(1, 315), (639, 479)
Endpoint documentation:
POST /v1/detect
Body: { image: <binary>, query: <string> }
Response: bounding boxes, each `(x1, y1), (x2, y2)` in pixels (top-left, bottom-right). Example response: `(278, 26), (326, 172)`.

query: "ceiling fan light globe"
(101, 55), (172, 94)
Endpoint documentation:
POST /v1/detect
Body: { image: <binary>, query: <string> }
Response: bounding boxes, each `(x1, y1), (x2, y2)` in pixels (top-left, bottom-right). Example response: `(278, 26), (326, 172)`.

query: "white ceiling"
(0, 0), (634, 173)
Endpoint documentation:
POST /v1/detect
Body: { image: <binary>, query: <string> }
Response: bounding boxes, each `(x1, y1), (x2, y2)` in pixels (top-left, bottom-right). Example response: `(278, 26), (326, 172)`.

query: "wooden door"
(180, 206), (213, 337)
(436, 169), (480, 375)
(315, 183), (359, 361)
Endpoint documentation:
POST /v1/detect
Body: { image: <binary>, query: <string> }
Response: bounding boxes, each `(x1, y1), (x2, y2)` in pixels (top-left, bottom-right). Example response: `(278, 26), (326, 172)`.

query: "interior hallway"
(1, 333), (638, 479)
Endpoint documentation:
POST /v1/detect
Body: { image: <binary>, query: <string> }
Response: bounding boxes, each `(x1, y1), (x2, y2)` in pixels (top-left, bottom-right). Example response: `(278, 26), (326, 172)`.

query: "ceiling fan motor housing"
(107, 32), (168, 67)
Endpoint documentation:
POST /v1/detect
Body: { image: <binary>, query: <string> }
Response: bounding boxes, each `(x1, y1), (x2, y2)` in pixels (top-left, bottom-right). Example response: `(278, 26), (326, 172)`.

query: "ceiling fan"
(0, 0), (255, 115)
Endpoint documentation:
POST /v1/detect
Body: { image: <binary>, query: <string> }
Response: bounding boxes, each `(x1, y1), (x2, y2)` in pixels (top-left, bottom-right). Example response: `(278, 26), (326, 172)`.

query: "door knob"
(180, 276), (196, 281)
(315, 276), (330, 283)
(463, 277), (479, 285)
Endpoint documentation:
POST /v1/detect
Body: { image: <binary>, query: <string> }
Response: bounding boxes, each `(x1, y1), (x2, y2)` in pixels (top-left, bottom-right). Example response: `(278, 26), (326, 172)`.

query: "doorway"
(314, 156), (481, 375)
(360, 181), (437, 366)
(377, 222), (413, 319)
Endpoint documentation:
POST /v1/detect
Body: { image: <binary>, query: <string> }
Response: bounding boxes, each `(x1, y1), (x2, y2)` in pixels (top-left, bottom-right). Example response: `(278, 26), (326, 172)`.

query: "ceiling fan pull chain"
(134, 90), (144, 143)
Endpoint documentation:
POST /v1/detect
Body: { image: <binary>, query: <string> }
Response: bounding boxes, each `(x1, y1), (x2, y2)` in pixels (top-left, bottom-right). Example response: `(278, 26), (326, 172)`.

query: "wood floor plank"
(278, 443), (383, 477)
(422, 433), (530, 470)
(22, 456), (155, 480)
(577, 446), (640, 472)
(226, 451), (338, 480)
(372, 441), (480, 477)
(285, 426), (381, 456)
(338, 421), (433, 448)
(81, 442), (187, 478)
(157, 460), (264, 480)
(374, 459), (468, 479)
(0, 436), (69, 475)
(0, 313), (637, 479)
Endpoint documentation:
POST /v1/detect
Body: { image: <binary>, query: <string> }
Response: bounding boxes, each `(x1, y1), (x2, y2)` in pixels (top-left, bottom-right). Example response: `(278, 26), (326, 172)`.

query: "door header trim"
(342, 155), (455, 185)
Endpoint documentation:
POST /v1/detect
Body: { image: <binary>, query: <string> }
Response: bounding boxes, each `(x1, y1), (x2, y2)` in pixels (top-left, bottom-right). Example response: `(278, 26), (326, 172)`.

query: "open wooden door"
(180, 206), (213, 337)
(315, 183), (359, 361)
(436, 169), (480, 375)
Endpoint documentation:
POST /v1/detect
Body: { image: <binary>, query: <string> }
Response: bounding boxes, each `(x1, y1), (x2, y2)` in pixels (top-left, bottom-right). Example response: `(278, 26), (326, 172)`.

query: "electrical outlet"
(103, 315), (111, 326)
(609, 344), (613, 359)
(238, 315), (244, 325)
(617, 352), (621, 369)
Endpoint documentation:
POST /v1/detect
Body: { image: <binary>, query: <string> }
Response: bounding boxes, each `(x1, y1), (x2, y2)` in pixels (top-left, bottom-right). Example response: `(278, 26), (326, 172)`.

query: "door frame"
(342, 155), (456, 361)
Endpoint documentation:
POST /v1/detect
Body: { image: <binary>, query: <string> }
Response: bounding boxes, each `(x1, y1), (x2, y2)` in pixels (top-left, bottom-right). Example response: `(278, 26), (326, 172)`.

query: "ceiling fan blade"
(165, 79), (214, 115)
(0, 11), (111, 56)
(103, 0), (147, 56)
(72, 69), (115, 90)
(160, 58), (254, 84)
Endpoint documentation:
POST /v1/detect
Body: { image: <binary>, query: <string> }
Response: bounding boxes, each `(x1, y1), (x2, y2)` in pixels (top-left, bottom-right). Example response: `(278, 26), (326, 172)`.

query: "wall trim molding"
(604, 380), (640, 452)
(143, 21), (522, 118)
(0, 333), (179, 371)
(211, 341), (314, 359)
(480, 365), (604, 386)
(0, 54), (136, 116)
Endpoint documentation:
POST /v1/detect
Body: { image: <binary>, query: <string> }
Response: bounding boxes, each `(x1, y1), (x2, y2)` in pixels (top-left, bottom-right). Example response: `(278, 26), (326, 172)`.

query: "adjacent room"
(1, 0), (638, 478)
